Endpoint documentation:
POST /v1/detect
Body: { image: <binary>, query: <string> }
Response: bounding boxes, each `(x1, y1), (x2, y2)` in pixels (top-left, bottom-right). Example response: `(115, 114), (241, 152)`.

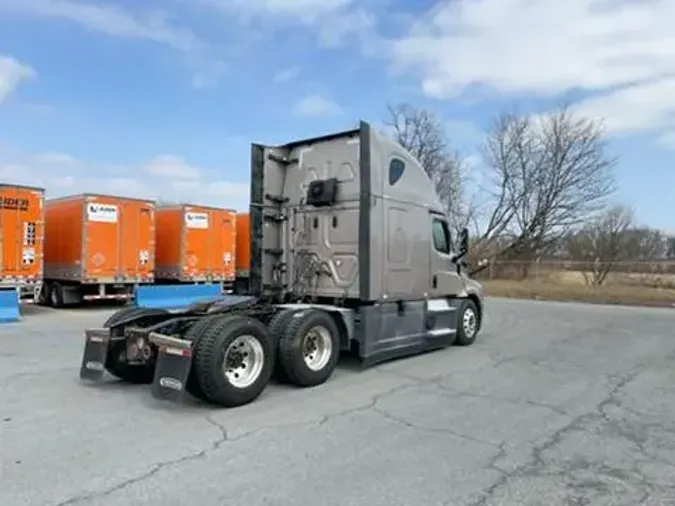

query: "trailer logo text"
(185, 212), (209, 229)
(1, 197), (29, 211)
(87, 203), (118, 223)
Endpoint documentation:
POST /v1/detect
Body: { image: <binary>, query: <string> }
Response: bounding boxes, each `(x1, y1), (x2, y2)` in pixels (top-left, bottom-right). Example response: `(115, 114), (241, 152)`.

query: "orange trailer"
(235, 211), (250, 281)
(42, 193), (156, 307)
(155, 204), (236, 284)
(0, 184), (45, 301)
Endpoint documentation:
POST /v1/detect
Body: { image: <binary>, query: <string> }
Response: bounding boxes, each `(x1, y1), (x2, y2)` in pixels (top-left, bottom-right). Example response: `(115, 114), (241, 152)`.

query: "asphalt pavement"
(1, 298), (674, 506)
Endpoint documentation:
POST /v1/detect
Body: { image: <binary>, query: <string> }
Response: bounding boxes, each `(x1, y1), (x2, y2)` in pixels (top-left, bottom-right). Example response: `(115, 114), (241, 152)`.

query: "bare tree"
(564, 204), (634, 286)
(621, 227), (669, 261)
(478, 104), (618, 265)
(384, 103), (474, 234)
(668, 236), (675, 259)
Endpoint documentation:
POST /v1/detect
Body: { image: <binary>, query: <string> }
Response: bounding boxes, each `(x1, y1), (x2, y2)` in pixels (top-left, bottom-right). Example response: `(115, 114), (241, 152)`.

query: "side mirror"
(451, 227), (470, 270)
(459, 227), (469, 255)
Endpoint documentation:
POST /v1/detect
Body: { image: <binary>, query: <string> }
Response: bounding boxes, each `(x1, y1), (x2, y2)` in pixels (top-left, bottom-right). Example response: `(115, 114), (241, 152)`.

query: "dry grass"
(480, 269), (675, 308)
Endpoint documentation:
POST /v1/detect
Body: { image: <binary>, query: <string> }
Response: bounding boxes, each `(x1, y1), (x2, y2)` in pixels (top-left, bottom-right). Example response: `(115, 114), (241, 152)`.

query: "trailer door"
(220, 212), (236, 281)
(0, 186), (43, 283)
(183, 208), (210, 281)
(119, 200), (154, 282)
(84, 198), (120, 281)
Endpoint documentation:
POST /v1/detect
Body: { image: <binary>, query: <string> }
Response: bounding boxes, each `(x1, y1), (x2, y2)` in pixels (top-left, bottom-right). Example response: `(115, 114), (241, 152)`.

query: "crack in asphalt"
(54, 415), (231, 506)
(374, 365), (573, 418)
(35, 311), (675, 506)
(51, 360), (579, 506)
(464, 364), (675, 506)
(51, 381), (425, 505)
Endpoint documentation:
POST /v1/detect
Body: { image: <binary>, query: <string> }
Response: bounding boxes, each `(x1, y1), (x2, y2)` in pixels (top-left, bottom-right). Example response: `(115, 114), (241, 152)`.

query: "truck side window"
(389, 158), (405, 185)
(432, 218), (450, 254)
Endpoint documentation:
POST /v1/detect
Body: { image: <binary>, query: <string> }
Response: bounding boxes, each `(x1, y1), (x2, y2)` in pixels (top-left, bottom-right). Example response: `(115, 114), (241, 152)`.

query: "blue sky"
(0, 0), (673, 232)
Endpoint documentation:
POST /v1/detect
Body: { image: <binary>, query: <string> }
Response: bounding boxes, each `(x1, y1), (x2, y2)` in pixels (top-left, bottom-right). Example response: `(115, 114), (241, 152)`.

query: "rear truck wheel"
(103, 307), (169, 384)
(105, 347), (156, 384)
(193, 315), (274, 407)
(454, 298), (479, 346)
(182, 315), (230, 401)
(102, 305), (145, 328)
(267, 308), (301, 382)
(278, 309), (340, 387)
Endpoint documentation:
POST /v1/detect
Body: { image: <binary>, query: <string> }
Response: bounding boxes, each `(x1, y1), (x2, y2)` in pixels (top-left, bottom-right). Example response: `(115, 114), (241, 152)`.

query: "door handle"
(432, 275), (437, 288)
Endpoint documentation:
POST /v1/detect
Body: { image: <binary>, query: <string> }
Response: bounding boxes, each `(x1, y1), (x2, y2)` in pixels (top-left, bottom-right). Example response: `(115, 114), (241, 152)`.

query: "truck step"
(264, 193), (289, 205)
(267, 153), (298, 165)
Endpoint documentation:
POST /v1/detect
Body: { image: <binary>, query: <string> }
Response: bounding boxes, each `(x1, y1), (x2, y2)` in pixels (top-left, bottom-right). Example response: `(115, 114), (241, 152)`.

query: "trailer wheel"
(267, 309), (301, 382)
(103, 307), (169, 384)
(193, 315), (274, 407)
(37, 284), (50, 306)
(278, 310), (340, 387)
(454, 298), (479, 346)
(49, 283), (64, 308)
(182, 315), (229, 401)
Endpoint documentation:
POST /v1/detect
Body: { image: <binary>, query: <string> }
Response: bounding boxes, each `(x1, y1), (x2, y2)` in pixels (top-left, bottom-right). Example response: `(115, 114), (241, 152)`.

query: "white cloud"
(291, 94), (342, 118)
(197, 0), (376, 48)
(0, 0), (226, 87)
(658, 131), (675, 149)
(273, 66), (300, 83)
(143, 154), (202, 179)
(218, 0), (353, 22)
(0, 145), (250, 210)
(316, 8), (375, 48)
(574, 77), (675, 135)
(0, 56), (36, 105)
(388, 0), (675, 139)
(30, 151), (78, 166)
(0, 0), (199, 52)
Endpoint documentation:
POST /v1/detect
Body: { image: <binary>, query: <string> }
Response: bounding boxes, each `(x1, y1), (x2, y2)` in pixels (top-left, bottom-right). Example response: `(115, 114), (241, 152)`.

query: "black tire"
(105, 347), (156, 384)
(37, 283), (50, 306)
(454, 298), (480, 346)
(103, 307), (169, 384)
(102, 306), (145, 328)
(193, 315), (274, 407)
(267, 309), (301, 382)
(182, 315), (230, 401)
(278, 309), (340, 387)
(49, 283), (64, 308)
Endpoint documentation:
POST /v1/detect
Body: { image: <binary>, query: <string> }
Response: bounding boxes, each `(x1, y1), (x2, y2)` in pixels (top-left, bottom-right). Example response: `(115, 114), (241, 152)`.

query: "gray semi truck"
(79, 121), (485, 408)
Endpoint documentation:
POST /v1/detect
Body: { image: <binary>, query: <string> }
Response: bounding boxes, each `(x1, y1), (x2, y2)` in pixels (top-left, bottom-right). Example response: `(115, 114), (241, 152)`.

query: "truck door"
(429, 214), (451, 288)
(427, 213), (464, 344)
(428, 214), (464, 296)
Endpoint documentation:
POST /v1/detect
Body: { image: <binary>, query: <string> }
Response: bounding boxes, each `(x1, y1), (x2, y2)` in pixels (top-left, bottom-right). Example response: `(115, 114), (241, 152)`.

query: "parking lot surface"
(1, 298), (674, 506)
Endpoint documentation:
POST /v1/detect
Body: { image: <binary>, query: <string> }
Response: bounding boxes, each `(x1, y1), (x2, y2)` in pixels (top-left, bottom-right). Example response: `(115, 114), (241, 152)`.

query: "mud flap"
(79, 329), (112, 381)
(148, 332), (193, 404)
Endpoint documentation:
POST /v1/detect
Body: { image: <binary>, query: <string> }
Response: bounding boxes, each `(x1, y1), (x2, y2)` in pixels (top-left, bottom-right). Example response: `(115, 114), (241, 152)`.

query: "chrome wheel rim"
(222, 335), (264, 388)
(463, 307), (477, 338)
(303, 325), (333, 371)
